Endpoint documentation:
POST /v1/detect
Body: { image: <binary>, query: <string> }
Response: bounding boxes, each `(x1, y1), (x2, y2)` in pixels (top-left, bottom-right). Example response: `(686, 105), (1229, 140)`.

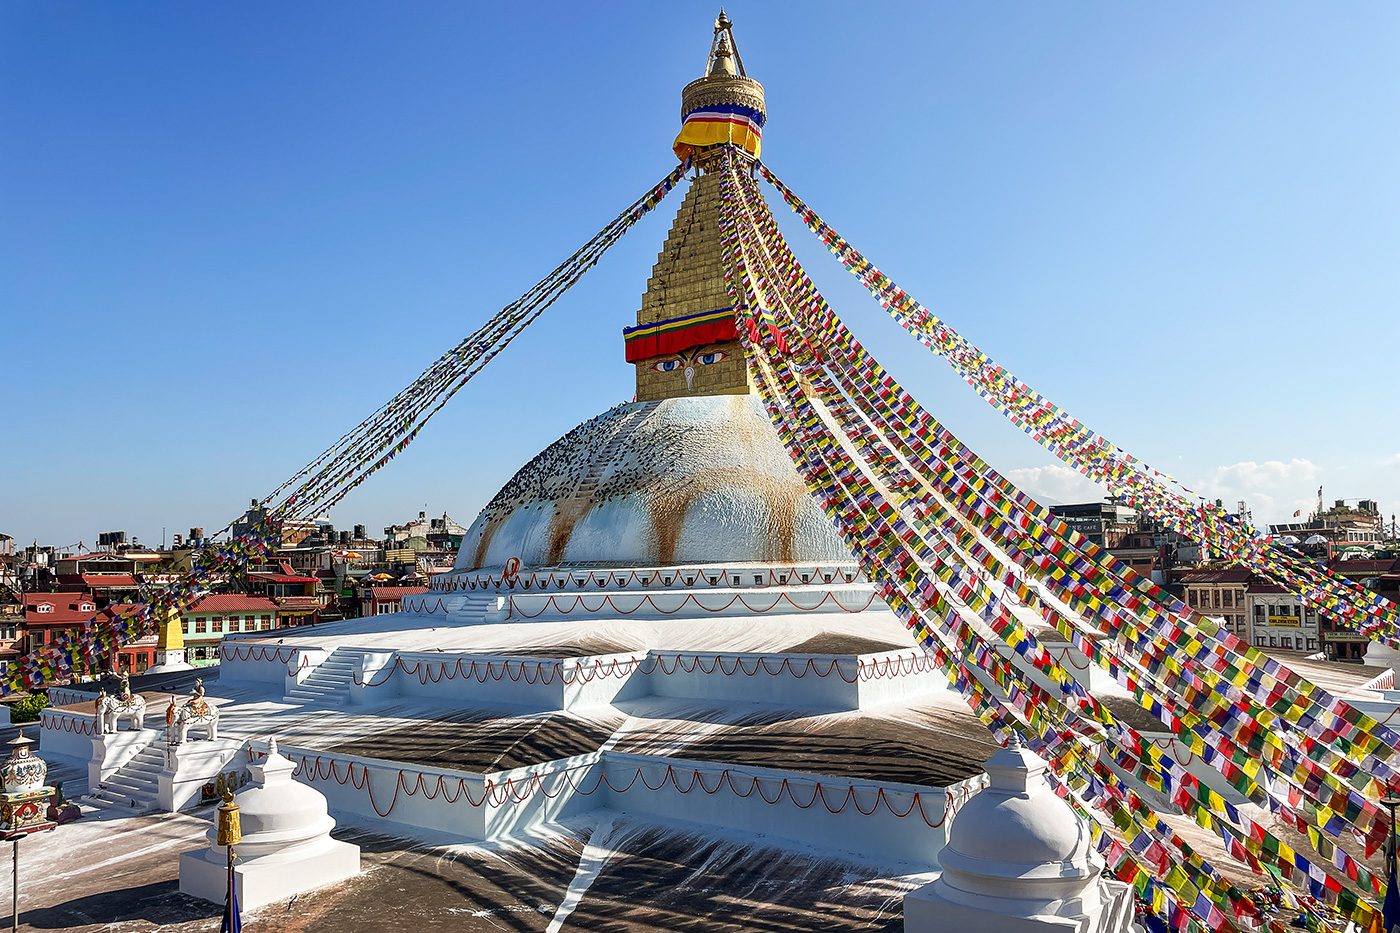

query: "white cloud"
(1194, 458), (1321, 525)
(1005, 464), (1106, 505)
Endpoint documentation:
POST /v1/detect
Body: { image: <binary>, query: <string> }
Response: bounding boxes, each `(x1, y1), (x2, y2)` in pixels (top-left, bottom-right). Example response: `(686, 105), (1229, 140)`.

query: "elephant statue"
(95, 689), (146, 733)
(170, 700), (219, 744)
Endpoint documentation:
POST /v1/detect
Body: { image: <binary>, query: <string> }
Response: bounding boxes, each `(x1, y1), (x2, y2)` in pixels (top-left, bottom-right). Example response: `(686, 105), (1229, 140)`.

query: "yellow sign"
(1267, 616), (1301, 628)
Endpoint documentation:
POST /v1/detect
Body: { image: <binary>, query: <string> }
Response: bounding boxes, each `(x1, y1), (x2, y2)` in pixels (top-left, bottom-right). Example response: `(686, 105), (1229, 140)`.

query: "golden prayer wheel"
(216, 789), (241, 847)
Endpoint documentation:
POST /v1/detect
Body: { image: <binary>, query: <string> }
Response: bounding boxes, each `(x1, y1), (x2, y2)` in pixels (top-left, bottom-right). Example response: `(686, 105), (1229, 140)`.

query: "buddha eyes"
(651, 351), (726, 372)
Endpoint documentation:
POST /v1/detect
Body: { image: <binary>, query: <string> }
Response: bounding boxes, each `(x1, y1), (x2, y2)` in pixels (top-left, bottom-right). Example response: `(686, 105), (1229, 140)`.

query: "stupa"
(179, 737), (360, 910)
(459, 16), (847, 574)
(201, 13), (995, 888)
(41, 14), (1250, 930)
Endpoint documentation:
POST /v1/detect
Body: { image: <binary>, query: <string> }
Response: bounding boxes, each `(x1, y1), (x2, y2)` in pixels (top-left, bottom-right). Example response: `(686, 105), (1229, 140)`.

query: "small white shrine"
(904, 736), (1135, 933)
(180, 737), (360, 911)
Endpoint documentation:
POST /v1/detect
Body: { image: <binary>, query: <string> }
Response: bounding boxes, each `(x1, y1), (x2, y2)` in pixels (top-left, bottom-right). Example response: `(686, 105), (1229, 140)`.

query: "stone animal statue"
(95, 689), (146, 733)
(170, 698), (219, 744)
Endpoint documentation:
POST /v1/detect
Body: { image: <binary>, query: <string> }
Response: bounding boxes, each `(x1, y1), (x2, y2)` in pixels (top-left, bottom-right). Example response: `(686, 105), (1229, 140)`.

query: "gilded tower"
(625, 13), (765, 402)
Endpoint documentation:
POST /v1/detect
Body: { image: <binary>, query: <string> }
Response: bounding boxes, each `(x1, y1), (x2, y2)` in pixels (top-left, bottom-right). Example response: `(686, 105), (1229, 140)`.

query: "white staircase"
(285, 648), (362, 705)
(87, 741), (164, 811)
(455, 590), (496, 623)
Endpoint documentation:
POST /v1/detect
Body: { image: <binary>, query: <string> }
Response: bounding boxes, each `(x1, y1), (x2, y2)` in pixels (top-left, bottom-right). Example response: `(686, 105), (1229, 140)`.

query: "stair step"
(124, 765), (163, 778)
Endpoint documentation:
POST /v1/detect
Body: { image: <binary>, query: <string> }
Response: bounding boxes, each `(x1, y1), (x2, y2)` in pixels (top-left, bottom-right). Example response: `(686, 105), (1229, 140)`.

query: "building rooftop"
(187, 594), (277, 614)
(22, 593), (97, 624)
(1175, 568), (1252, 584)
(369, 586), (429, 600)
(80, 573), (139, 588)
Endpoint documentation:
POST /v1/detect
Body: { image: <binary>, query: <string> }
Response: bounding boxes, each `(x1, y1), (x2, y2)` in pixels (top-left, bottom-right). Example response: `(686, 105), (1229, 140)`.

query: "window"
(1269, 636), (1276, 647)
(195, 617), (207, 634)
(245, 615), (254, 628)
(1213, 590), (1221, 609)
(260, 614), (271, 624)
(1254, 605), (1265, 620)
(181, 620), (190, 634)
(1222, 590), (1233, 608)
(1307, 639), (1317, 651)
(212, 619), (223, 633)
(1281, 637), (1291, 649)
(1256, 636), (1266, 646)
(35, 604), (52, 614)
(1188, 590), (1198, 607)
(260, 620), (271, 631)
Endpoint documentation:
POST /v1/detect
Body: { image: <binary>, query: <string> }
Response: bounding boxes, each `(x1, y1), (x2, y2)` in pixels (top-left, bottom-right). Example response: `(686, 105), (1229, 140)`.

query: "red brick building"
(361, 586), (428, 617)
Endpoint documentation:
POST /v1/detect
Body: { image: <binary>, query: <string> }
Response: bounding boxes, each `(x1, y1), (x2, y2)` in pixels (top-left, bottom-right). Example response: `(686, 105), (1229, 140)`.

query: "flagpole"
(217, 789), (241, 933)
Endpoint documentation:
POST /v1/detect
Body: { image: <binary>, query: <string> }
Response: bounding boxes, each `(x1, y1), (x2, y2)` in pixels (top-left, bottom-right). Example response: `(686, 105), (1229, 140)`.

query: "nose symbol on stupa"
(685, 365), (695, 390)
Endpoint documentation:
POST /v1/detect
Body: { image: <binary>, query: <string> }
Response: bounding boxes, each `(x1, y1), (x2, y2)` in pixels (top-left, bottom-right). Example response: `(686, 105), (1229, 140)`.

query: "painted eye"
(696, 351), (728, 365)
(652, 359), (682, 372)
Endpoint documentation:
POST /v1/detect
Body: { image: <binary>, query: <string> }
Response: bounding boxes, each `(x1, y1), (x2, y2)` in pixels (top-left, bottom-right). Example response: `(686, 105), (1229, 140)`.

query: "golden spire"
(709, 32), (737, 77)
(705, 10), (747, 78)
(676, 11), (765, 169)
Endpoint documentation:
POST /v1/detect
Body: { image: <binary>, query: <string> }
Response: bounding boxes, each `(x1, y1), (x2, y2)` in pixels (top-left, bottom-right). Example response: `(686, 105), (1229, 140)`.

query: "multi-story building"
(1269, 499), (1386, 546)
(106, 602), (158, 675)
(22, 592), (97, 653)
(248, 562), (323, 626)
(1046, 501), (1138, 549)
(1245, 583), (1320, 653)
(181, 594), (277, 663)
(360, 586), (428, 617)
(1319, 558), (1396, 661)
(1175, 568), (1251, 639)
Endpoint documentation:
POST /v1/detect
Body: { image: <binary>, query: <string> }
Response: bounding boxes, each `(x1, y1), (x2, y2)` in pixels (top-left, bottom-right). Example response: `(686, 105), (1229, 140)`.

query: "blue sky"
(3, 3), (1397, 548)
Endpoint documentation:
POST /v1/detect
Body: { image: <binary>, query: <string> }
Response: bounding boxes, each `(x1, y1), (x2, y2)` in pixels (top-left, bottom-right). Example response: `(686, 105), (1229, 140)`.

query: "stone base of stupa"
(146, 647), (193, 674)
(904, 876), (1136, 933)
(179, 837), (361, 911)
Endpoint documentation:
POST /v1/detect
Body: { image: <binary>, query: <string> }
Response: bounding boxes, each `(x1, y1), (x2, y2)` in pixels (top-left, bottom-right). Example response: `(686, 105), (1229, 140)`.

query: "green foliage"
(8, 693), (48, 724)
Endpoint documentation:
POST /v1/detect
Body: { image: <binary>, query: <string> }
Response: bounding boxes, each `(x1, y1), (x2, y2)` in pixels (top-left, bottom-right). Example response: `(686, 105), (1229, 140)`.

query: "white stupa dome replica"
(904, 736), (1134, 933)
(180, 737), (360, 911)
(458, 395), (851, 571)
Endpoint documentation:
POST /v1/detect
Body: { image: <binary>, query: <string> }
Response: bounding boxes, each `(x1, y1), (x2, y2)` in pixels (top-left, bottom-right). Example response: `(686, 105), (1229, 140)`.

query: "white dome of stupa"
(183, 736), (361, 910)
(207, 737), (336, 860)
(455, 395), (851, 570)
(932, 736), (1106, 919)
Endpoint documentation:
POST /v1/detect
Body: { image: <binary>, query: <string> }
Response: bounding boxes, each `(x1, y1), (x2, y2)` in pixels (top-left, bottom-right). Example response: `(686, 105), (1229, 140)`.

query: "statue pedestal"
(88, 729), (159, 788)
(0, 789), (55, 834)
(158, 739), (243, 812)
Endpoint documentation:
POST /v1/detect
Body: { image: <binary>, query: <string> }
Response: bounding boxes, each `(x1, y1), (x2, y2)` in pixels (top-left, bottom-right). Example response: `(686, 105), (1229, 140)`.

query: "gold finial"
(709, 32), (736, 77)
(704, 9), (746, 79)
(217, 789), (242, 847)
(676, 10), (766, 169)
